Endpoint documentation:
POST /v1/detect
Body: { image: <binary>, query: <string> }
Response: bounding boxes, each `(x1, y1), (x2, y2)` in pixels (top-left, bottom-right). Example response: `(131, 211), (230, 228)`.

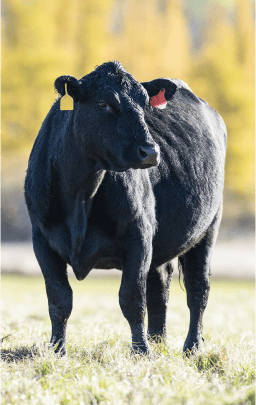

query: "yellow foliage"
(189, 1), (254, 195)
(160, 0), (191, 79)
(110, 0), (190, 81)
(2, 0), (254, 201)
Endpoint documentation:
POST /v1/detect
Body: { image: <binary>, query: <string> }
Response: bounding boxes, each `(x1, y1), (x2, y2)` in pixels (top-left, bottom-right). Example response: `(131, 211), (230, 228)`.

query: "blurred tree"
(111, 0), (190, 81)
(160, 0), (191, 79)
(189, 0), (254, 198)
(2, 0), (114, 155)
(2, 0), (65, 153)
(72, 0), (114, 77)
(2, 0), (254, 205)
(109, 0), (163, 79)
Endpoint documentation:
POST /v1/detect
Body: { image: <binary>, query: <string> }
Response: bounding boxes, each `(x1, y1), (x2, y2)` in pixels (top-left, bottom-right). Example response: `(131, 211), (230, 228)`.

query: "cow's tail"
(177, 256), (185, 292)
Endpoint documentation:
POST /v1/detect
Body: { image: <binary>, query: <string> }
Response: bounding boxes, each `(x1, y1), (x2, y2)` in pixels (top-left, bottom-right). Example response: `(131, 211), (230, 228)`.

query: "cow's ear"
(54, 75), (81, 101)
(141, 78), (177, 101)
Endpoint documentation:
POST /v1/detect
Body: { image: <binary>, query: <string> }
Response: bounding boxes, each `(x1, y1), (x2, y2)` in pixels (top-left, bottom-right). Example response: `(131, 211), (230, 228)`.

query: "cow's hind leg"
(146, 263), (173, 342)
(179, 210), (222, 354)
(32, 226), (72, 355)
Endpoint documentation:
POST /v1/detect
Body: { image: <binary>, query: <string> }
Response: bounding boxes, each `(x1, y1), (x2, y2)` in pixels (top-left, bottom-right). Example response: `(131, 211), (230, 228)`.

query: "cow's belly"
(94, 258), (122, 270)
(151, 183), (222, 267)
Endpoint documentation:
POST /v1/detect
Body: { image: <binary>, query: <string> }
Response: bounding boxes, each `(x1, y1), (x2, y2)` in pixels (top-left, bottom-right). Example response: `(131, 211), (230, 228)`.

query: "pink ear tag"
(150, 89), (167, 109)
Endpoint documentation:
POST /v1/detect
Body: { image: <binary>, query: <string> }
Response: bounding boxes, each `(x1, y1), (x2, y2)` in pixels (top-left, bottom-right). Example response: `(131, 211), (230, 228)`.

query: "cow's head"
(54, 61), (160, 172)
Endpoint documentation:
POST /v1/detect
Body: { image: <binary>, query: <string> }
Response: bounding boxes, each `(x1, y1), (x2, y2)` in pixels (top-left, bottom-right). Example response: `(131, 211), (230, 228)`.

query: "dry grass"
(1, 275), (255, 405)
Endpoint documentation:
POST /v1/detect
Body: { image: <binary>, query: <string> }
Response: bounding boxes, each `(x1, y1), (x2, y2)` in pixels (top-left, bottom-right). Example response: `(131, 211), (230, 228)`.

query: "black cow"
(25, 61), (226, 356)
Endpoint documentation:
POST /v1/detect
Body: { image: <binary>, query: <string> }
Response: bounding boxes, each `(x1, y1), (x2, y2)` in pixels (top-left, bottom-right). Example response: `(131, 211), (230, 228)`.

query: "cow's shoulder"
(25, 100), (70, 224)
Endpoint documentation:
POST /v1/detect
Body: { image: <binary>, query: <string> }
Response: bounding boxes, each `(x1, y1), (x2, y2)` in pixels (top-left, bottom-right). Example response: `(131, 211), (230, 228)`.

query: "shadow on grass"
(67, 339), (132, 364)
(194, 348), (228, 375)
(1, 345), (38, 363)
(78, 340), (120, 363)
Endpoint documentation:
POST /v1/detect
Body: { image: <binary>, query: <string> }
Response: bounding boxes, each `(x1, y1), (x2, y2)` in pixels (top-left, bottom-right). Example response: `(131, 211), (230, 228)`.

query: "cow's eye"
(98, 102), (108, 109)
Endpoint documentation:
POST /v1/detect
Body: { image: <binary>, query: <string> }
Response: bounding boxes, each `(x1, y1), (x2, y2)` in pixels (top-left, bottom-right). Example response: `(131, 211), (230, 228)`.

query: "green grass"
(1, 274), (255, 405)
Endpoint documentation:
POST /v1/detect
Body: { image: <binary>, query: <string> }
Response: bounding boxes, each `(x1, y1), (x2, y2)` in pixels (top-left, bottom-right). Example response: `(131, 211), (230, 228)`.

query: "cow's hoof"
(48, 342), (67, 356)
(183, 340), (203, 357)
(131, 344), (153, 359)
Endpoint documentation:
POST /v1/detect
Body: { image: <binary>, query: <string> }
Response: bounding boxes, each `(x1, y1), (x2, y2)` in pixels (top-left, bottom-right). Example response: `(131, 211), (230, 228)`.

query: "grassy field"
(1, 274), (255, 405)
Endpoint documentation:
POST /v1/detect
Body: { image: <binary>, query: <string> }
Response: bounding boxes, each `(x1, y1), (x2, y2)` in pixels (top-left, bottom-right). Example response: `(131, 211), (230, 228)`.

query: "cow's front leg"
(119, 224), (153, 355)
(32, 226), (72, 355)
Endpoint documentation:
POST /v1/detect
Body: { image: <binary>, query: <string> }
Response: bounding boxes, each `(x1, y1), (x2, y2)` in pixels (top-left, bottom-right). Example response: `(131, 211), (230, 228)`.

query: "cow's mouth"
(131, 162), (159, 170)
(95, 152), (159, 172)
(95, 156), (129, 172)
(100, 161), (158, 172)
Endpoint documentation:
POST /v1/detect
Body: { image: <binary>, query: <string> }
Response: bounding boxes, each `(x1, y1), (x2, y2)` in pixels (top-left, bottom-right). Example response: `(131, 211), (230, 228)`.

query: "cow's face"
(54, 62), (160, 172)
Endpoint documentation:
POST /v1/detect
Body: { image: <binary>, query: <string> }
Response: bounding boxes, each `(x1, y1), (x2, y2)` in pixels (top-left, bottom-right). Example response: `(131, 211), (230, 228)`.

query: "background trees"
(2, 0), (254, 240)
(189, 0), (254, 198)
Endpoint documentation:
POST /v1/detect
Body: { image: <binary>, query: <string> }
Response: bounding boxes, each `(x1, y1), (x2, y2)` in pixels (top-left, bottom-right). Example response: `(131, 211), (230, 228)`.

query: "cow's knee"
(119, 279), (151, 354)
(119, 279), (147, 323)
(46, 280), (73, 323)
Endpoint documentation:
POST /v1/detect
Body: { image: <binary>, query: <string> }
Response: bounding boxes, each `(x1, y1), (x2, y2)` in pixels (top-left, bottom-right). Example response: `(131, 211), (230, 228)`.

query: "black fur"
(25, 61), (227, 355)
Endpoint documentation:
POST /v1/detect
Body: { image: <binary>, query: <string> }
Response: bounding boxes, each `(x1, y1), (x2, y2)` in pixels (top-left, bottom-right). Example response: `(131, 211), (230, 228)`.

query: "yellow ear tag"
(60, 83), (74, 110)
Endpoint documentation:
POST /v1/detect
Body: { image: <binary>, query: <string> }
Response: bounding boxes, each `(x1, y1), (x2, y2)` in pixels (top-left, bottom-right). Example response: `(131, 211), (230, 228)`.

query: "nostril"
(136, 144), (159, 167)
(139, 147), (148, 159)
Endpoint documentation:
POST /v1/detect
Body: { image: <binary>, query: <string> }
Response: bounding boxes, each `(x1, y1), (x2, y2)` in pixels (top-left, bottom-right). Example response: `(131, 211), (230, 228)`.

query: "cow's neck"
(59, 135), (106, 202)
(65, 165), (105, 203)
(59, 160), (106, 218)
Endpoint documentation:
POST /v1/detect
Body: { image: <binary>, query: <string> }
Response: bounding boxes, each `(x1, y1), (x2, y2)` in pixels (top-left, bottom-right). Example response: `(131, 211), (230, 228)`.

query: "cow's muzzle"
(139, 145), (159, 166)
(132, 143), (160, 169)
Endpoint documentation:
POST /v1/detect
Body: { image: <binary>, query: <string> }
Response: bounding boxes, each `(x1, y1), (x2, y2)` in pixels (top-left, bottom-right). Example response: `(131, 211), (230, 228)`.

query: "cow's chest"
(42, 219), (121, 279)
